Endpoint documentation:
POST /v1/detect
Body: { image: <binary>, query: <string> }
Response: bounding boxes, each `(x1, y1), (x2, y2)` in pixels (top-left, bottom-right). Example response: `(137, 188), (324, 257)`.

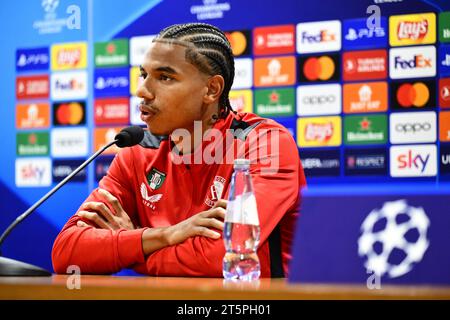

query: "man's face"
(137, 41), (210, 136)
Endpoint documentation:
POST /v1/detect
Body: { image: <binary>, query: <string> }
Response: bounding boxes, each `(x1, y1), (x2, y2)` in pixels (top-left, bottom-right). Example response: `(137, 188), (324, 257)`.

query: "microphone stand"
(0, 140), (117, 276)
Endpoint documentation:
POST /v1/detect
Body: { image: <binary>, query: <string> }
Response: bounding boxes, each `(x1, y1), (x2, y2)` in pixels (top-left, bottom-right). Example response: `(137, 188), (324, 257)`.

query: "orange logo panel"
(94, 127), (123, 154)
(16, 103), (50, 129)
(440, 112), (450, 142)
(254, 56), (296, 87)
(343, 82), (388, 113)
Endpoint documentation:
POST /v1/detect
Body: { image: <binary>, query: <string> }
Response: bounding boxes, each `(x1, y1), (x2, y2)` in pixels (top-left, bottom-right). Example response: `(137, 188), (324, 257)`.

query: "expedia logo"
(390, 80), (435, 110)
(298, 54), (339, 82)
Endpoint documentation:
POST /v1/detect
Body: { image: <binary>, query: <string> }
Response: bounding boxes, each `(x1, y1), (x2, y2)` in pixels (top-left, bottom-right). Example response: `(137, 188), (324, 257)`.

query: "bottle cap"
(233, 158), (251, 169)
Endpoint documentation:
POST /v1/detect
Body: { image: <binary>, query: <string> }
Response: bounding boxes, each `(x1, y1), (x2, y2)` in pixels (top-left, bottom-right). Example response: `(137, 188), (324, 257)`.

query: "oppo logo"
(395, 122), (431, 133)
(302, 95), (336, 105)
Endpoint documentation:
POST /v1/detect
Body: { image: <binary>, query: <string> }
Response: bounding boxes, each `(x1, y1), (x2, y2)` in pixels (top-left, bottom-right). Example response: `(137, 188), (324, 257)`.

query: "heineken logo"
(146, 168), (166, 190)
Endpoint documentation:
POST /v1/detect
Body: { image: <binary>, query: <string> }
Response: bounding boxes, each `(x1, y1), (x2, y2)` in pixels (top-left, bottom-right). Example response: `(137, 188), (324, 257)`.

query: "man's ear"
(203, 75), (225, 104)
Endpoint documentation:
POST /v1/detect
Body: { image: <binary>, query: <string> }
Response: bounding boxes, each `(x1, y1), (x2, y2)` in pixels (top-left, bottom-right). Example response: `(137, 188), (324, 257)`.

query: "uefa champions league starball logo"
(358, 200), (430, 279)
(42, 0), (59, 13)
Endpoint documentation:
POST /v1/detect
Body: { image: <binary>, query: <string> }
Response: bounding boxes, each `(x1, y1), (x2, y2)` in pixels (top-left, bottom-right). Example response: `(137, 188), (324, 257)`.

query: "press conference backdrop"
(1, 0), (450, 282)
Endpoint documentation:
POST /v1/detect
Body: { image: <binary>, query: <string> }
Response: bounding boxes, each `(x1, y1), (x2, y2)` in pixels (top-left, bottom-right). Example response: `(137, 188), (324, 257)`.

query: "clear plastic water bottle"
(223, 159), (261, 281)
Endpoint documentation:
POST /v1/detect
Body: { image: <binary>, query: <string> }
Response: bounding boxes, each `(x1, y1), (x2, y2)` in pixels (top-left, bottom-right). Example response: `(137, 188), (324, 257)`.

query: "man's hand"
(165, 199), (227, 245)
(141, 199), (227, 255)
(76, 188), (135, 230)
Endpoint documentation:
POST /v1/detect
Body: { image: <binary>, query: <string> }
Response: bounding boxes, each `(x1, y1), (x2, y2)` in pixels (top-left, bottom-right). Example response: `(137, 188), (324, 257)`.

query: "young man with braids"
(52, 23), (306, 277)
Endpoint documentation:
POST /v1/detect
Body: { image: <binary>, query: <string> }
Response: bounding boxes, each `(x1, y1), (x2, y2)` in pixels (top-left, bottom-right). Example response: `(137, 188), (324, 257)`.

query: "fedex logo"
(301, 30), (336, 43)
(297, 20), (341, 53)
(390, 46), (436, 79)
(394, 54), (432, 69)
(390, 145), (437, 177)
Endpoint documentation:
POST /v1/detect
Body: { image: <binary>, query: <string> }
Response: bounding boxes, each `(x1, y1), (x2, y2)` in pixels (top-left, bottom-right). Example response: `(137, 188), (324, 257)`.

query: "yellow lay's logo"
(297, 116), (341, 147)
(129, 66), (143, 96)
(229, 90), (253, 113)
(51, 42), (87, 70)
(389, 13), (436, 46)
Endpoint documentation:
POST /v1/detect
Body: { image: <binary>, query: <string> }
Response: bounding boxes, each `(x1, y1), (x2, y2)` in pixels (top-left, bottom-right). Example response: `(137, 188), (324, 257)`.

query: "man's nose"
(136, 80), (155, 100)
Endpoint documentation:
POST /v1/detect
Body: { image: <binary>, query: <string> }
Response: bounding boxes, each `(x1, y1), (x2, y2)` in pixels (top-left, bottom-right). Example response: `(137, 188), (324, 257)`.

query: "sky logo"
(390, 145), (437, 177)
(94, 68), (129, 97)
(343, 17), (387, 50)
(16, 47), (49, 72)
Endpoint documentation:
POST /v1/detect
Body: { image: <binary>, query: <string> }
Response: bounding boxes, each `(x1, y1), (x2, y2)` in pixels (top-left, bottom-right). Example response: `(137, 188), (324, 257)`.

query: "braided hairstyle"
(154, 22), (235, 119)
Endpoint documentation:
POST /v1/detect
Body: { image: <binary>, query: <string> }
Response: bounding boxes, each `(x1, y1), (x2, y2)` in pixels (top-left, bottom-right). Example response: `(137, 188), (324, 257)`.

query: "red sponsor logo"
(304, 123), (334, 142)
(16, 75), (49, 100)
(397, 20), (429, 40)
(94, 98), (129, 125)
(253, 25), (295, 56)
(439, 78), (450, 108)
(56, 48), (81, 67)
(343, 50), (387, 81)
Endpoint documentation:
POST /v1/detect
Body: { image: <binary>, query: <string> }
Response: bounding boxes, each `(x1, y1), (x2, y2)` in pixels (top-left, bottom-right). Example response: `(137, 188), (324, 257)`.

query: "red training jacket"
(52, 112), (306, 277)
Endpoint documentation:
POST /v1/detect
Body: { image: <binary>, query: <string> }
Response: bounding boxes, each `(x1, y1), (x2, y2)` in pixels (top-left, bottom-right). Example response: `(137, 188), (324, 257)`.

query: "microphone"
(0, 126), (144, 276)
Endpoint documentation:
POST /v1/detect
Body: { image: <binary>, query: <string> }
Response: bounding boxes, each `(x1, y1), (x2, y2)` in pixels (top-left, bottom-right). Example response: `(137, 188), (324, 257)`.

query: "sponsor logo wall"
(13, 11), (450, 187)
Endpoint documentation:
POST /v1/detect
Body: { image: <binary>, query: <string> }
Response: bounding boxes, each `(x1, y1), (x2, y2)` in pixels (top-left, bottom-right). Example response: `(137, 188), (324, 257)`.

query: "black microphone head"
(115, 126), (145, 148)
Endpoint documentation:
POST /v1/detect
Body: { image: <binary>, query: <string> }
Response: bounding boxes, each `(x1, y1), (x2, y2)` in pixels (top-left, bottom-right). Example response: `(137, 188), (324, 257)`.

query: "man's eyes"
(139, 73), (173, 81)
(159, 74), (173, 81)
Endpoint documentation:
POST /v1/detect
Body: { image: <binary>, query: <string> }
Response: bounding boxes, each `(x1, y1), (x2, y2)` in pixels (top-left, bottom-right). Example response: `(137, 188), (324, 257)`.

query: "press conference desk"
(0, 275), (449, 300)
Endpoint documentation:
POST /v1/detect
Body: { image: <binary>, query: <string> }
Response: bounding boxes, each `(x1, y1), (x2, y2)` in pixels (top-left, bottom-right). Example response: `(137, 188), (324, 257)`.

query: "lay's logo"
(389, 13), (436, 46)
(297, 116), (341, 147)
(51, 42), (87, 70)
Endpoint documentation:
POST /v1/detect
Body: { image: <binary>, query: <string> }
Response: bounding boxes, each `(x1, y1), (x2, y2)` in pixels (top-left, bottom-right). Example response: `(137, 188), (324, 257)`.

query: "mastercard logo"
(54, 102), (85, 125)
(396, 82), (429, 108)
(225, 31), (249, 56)
(298, 54), (339, 83)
